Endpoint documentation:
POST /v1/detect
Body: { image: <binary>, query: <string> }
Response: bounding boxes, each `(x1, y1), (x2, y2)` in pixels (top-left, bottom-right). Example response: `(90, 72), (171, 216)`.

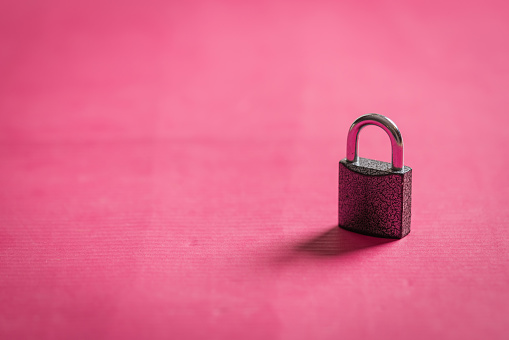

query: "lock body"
(338, 157), (412, 239)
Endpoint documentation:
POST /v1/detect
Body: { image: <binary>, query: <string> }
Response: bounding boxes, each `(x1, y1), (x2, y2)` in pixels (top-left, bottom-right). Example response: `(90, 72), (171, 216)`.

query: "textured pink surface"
(1, 0), (509, 339)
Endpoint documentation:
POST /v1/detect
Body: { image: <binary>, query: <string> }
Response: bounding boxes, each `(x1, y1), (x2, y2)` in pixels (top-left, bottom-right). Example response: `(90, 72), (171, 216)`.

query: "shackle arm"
(346, 113), (404, 171)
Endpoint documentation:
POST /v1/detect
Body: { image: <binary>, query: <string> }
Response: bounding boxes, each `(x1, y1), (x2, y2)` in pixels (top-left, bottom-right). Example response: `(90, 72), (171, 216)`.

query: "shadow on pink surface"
(293, 226), (396, 257)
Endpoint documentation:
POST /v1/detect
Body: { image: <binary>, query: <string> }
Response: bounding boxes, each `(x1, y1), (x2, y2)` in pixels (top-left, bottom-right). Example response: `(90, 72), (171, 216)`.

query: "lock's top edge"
(340, 157), (412, 176)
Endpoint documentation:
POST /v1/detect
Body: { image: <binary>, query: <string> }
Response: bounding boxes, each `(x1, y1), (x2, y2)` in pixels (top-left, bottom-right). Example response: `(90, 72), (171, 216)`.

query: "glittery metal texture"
(338, 157), (412, 239)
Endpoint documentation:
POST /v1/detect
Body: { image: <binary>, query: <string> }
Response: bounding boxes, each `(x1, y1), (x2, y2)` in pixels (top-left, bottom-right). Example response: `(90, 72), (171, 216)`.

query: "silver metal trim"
(346, 113), (404, 171)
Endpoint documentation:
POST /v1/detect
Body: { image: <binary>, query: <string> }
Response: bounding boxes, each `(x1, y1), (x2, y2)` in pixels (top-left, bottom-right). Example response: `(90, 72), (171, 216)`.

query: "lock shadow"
(292, 225), (397, 257)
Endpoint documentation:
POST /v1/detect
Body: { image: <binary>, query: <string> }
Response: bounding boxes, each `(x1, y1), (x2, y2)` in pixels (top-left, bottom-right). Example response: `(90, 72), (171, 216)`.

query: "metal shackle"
(346, 113), (404, 171)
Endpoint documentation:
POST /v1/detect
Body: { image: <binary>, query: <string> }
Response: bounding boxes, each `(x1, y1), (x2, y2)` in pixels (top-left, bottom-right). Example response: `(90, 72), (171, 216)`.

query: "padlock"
(338, 113), (412, 239)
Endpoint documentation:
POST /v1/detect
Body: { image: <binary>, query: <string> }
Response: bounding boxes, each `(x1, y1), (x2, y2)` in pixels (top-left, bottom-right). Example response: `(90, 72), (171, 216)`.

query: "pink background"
(1, 0), (509, 339)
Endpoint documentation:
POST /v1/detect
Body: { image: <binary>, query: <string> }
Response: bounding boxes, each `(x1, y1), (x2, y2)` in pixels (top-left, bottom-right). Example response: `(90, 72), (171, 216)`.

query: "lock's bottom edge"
(338, 224), (410, 239)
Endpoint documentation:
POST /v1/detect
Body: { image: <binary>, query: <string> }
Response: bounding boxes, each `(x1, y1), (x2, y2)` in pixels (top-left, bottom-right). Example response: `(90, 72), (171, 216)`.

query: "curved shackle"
(346, 113), (404, 171)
